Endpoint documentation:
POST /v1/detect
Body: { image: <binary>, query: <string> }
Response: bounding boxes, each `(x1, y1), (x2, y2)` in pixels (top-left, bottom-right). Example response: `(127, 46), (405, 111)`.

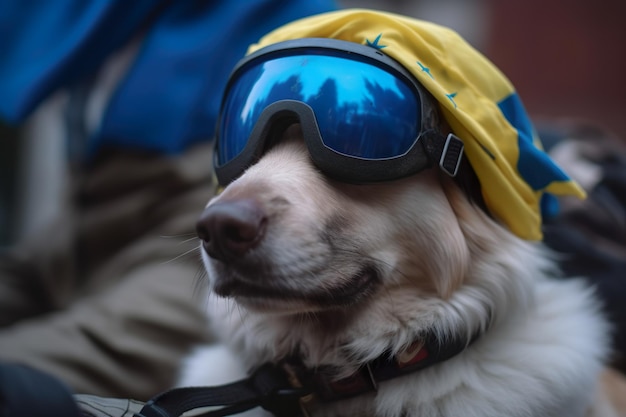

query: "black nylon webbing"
(133, 363), (307, 417)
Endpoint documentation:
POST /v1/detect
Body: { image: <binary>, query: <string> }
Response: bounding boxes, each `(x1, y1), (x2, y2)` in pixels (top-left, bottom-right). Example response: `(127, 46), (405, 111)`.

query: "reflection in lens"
(218, 52), (421, 165)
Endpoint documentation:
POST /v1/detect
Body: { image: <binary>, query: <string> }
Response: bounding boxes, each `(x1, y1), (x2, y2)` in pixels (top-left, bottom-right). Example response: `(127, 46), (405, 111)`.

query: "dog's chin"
(210, 264), (381, 314)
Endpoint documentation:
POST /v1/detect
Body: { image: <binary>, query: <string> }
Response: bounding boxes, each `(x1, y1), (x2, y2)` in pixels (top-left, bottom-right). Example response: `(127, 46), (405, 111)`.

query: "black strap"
(438, 133), (464, 177)
(133, 364), (308, 417)
(134, 326), (485, 416)
(421, 130), (464, 178)
(284, 329), (478, 403)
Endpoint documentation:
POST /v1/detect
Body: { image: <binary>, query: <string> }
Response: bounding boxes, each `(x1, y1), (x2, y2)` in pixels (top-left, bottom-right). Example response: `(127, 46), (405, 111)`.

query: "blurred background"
(2, 0), (625, 247)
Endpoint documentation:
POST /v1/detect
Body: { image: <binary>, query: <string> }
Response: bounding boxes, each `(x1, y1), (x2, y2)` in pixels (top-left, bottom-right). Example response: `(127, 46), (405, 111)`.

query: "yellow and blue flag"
(249, 9), (585, 240)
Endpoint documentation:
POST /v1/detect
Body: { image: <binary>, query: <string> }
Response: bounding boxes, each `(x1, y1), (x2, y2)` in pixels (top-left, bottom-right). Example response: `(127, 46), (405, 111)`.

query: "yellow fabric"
(247, 9), (585, 240)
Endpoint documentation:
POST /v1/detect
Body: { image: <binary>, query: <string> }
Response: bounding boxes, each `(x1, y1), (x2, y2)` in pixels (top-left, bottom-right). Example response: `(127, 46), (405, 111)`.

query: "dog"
(177, 122), (621, 417)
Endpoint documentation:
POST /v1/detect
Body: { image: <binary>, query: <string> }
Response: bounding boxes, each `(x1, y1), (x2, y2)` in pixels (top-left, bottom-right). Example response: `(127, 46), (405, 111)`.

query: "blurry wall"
(485, 0), (626, 138)
(339, 0), (489, 49)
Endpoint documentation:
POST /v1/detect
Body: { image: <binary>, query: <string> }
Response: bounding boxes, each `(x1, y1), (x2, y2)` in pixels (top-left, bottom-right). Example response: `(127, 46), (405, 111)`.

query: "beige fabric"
(0, 143), (216, 400)
(75, 395), (145, 417)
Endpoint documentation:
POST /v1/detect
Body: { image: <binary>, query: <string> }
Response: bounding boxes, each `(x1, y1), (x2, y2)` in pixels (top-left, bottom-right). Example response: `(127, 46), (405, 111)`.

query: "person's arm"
(0, 362), (80, 417)
(0, 0), (166, 123)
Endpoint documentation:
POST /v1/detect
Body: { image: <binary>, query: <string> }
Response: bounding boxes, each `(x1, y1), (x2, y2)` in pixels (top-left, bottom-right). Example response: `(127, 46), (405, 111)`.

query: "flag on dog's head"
(247, 9), (585, 241)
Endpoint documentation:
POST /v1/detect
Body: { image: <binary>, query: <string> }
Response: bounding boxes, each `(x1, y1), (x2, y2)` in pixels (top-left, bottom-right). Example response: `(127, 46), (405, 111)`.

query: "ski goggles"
(214, 38), (463, 185)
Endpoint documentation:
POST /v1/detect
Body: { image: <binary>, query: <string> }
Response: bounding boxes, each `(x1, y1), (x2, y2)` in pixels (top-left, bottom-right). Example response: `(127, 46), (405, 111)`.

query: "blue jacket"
(0, 0), (336, 156)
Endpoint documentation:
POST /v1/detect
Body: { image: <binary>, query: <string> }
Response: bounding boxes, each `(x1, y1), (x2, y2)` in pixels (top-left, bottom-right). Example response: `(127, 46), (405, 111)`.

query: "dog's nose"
(196, 199), (267, 261)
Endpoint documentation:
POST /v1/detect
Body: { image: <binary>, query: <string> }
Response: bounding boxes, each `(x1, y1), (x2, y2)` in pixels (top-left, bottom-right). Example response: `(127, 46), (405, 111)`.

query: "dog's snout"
(196, 199), (267, 261)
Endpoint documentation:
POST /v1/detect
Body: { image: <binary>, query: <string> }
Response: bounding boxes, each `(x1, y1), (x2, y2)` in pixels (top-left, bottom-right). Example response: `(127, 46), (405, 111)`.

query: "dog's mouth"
(212, 264), (381, 312)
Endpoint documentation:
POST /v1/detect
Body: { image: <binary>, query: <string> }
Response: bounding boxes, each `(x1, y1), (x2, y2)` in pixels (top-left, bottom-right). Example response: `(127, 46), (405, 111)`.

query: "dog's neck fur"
(193, 140), (609, 416)
(208, 247), (606, 417)
(205, 212), (607, 417)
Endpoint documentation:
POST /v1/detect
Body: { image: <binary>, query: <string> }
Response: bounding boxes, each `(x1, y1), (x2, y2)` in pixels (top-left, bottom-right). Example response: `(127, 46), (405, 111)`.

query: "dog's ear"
(388, 171), (473, 299)
(439, 174), (514, 289)
(420, 199), (471, 299)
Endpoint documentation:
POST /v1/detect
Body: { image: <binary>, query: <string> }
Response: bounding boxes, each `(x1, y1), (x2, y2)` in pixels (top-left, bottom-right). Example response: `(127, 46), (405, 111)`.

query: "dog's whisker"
(160, 235), (200, 247)
(161, 246), (200, 265)
(174, 236), (200, 245)
(234, 302), (249, 327)
(192, 265), (209, 300)
(159, 232), (197, 239)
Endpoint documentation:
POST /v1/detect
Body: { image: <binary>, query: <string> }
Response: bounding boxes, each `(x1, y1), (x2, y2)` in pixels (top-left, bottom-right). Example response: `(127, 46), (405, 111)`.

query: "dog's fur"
(180, 125), (616, 417)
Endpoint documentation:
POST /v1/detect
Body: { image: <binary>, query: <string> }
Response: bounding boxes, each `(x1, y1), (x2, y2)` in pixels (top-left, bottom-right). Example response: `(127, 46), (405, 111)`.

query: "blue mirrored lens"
(218, 52), (421, 165)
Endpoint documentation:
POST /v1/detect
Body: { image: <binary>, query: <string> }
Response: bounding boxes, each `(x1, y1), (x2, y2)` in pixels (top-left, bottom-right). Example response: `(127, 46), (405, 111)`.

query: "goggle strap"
(421, 131), (464, 177)
(439, 134), (464, 177)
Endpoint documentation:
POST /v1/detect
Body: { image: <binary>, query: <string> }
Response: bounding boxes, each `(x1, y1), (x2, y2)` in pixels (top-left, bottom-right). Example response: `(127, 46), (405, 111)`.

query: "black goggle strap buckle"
(422, 130), (464, 177)
(439, 133), (464, 177)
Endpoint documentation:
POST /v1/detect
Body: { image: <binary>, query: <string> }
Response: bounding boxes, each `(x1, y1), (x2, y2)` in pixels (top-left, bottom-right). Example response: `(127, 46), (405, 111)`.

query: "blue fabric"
(497, 93), (570, 190)
(0, 0), (337, 156)
(498, 93), (567, 219)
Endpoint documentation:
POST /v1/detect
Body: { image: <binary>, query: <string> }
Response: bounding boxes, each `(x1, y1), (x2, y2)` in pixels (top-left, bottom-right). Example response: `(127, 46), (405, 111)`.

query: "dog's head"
(196, 124), (536, 343)
(193, 26), (571, 365)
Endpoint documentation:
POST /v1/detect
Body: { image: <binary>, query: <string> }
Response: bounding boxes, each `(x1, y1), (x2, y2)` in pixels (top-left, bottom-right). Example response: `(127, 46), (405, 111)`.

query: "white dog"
(180, 124), (617, 417)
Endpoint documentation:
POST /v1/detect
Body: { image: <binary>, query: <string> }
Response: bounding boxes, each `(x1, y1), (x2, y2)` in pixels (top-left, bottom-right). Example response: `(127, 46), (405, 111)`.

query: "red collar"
(133, 331), (482, 417)
(281, 331), (478, 406)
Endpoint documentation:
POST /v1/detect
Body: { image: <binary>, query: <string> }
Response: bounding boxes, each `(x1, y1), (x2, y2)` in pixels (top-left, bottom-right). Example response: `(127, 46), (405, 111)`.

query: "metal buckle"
(280, 361), (379, 413)
(439, 133), (464, 177)
(281, 362), (316, 417)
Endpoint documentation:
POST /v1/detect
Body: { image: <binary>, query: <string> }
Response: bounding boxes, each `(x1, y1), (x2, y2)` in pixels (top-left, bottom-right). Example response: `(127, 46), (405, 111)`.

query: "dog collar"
(133, 330), (482, 417)
(281, 330), (479, 412)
